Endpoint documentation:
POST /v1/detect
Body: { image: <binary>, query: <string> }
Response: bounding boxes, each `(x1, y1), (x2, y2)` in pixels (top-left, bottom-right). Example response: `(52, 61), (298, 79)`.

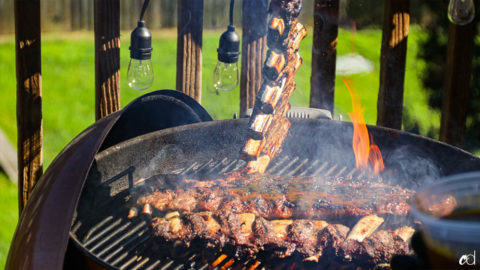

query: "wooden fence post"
(240, 0), (268, 117)
(94, 0), (121, 121)
(14, 0), (43, 213)
(377, 0), (410, 130)
(439, 21), (476, 148)
(176, 0), (204, 103)
(309, 0), (339, 115)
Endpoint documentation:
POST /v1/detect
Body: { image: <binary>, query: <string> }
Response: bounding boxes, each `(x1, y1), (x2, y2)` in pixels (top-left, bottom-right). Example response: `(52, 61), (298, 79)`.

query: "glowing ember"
(343, 78), (385, 174)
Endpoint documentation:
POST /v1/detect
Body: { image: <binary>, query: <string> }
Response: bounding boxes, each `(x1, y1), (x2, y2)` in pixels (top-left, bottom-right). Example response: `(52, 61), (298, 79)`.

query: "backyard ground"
(0, 26), (438, 267)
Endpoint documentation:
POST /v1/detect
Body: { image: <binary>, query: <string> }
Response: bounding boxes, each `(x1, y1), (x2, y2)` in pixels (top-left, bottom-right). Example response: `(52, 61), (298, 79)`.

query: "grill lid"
(6, 90), (211, 270)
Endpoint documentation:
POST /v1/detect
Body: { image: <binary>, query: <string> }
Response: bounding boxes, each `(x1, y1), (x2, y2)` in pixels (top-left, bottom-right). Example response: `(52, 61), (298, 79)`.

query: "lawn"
(0, 26), (437, 268)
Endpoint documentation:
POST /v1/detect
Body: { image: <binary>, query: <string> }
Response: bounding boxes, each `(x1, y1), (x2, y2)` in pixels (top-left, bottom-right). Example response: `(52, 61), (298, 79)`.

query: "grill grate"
(71, 156), (360, 270)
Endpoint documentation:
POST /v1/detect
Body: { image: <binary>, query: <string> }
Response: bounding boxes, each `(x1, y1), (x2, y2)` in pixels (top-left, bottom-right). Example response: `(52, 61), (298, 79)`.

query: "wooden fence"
(2, 0), (318, 34)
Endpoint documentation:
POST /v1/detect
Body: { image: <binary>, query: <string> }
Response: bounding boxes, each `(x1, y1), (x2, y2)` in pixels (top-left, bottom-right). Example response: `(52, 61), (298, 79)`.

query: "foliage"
(417, 1), (480, 152)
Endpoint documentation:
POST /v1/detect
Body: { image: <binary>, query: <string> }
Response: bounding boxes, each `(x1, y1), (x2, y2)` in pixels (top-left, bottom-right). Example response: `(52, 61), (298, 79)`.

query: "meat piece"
(166, 189), (197, 212)
(426, 194), (457, 216)
(288, 220), (322, 256)
(258, 78), (286, 114)
(197, 189), (223, 211)
(264, 50), (286, 80)
(346, 215), (384, 242)
(270, 17), (286, 36)
(240, 139), (263, 161)
(151, 216), (190, 241)
(142, 204), (152, 215)
(245, 155), (271, 174)
(318, 224), (350, 256)
(137, 190), (175, 211)
(219, 212), (256, 247)
(248, 114), (273, 140)
(138, 174), (415, 220)
(239, 0), (306, 174)
(392, 226), (415, 242)
(149, 211), (412, 266)
(342, 230), (410, 265)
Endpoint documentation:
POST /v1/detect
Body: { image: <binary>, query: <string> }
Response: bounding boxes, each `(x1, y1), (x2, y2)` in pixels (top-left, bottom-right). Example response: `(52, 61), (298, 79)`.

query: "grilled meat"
(240, 0), (307, 174)
(149, 212), (411, 266)
(347, 215), (384, 242)
(137, 174), (414, 220)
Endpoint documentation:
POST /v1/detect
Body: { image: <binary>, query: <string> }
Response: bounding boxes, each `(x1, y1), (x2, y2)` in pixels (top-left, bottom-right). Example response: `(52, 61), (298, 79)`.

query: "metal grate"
(71, 156), (359, 270)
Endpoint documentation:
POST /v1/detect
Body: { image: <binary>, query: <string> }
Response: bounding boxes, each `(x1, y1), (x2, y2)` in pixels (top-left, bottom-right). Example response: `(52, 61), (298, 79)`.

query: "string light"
(127, 0), (154, 90)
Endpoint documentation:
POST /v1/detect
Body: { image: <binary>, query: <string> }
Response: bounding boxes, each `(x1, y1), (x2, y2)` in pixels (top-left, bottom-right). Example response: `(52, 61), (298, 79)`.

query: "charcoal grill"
(7, 90), (480, 270)
(70, 116), (480, 269)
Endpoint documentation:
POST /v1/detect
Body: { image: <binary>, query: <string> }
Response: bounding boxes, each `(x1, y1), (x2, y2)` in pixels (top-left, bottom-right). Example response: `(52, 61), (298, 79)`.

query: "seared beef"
(240, 0), (307, 174)
(138, 174), (414, 220)
(149, 212), (412, 267)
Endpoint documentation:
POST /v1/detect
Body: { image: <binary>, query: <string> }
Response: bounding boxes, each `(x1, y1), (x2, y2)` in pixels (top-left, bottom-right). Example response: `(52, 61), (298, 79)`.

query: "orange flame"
(343, 78), (385, 174)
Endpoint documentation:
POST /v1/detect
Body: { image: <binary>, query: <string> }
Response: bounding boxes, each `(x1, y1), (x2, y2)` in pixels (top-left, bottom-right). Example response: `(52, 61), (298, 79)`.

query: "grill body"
(70, 118), (480, 269)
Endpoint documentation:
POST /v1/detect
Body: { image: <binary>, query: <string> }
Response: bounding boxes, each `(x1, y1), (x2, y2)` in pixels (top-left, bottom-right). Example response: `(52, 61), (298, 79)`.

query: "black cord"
(229, 0), (235, 26)
(140, 0), (151, 21)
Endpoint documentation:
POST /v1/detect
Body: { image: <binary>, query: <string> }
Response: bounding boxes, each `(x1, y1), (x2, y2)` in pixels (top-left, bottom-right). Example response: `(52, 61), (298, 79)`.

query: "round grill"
(70, 119), (480, 269)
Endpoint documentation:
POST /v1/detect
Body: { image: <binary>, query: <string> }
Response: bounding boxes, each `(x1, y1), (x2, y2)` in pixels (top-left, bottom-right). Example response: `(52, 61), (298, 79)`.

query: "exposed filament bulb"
(448, 0), (475, 25)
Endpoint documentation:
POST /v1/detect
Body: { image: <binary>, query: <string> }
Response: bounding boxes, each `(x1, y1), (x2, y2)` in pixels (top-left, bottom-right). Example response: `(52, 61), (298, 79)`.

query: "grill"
(8, 90), (480, 270)
(71, 156), (364, 270)
(67, 117), (480, 270)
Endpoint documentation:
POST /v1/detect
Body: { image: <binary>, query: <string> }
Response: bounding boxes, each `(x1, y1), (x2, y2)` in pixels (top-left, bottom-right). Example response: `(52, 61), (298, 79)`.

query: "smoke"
(384, 145), (440, 189)
(137, 144), (185, 180)
(336, 53), (374, 76)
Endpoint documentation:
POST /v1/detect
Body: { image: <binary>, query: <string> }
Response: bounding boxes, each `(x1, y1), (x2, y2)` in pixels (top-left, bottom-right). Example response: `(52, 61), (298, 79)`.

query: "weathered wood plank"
(176, 0), (204, 103)
(240, 0), (268, 117)
(309, 0), (339, 115)
(439, 21), (476, 148)
(377, 0), (410, 130)
(0, 129), (17, 184)
(14, 0), (43, 212)
(94, 0), (121, 121)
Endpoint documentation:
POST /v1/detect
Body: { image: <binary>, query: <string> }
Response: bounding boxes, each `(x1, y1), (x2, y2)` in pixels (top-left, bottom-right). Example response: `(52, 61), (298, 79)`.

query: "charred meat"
(137, 174), (414, 220)
(240, 0), (307, 173)
(149, 212), (411, 267)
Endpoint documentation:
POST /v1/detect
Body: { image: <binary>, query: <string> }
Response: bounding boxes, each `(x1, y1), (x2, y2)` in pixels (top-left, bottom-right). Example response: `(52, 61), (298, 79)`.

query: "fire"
(342, 78), (385, 174)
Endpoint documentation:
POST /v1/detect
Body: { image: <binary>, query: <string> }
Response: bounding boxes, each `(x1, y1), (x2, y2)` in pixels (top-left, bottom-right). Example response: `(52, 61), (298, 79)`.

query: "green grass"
(0, 173), (18, 268)
(0, 26), (438, 268)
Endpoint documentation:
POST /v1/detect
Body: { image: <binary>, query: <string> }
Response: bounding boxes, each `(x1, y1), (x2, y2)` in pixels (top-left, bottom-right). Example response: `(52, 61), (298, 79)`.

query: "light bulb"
(212, 61), (239, 92)
(448, 0), (475, 25)
(127, 58), (154, 90)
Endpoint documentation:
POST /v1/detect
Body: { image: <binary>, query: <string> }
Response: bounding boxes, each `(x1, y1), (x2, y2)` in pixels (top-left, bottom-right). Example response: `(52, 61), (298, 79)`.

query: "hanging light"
(448, 0), (475, 25)
(127, 0), (154, 90)
(212, 0), (240, 92)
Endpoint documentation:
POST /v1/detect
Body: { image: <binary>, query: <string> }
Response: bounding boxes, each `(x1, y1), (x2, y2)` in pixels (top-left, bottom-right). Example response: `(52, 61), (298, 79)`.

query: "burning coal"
(343, 77), (385, 174)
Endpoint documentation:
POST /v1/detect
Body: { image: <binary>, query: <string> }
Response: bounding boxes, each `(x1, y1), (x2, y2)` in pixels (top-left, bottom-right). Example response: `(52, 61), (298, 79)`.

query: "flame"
(343, 78), (385, 174)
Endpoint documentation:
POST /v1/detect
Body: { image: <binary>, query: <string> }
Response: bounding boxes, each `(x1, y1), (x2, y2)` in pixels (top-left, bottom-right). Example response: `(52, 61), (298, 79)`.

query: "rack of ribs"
(146, 211), (413, 266)
(239, 0), (307, 173)
(136, 174), (414, 220)
(134, 174), (416, 265)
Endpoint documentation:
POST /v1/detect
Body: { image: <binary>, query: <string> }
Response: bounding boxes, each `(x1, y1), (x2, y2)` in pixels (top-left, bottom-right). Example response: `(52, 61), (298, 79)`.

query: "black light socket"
(130, 20), (153, 60)
(217, 25), (240, 63)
